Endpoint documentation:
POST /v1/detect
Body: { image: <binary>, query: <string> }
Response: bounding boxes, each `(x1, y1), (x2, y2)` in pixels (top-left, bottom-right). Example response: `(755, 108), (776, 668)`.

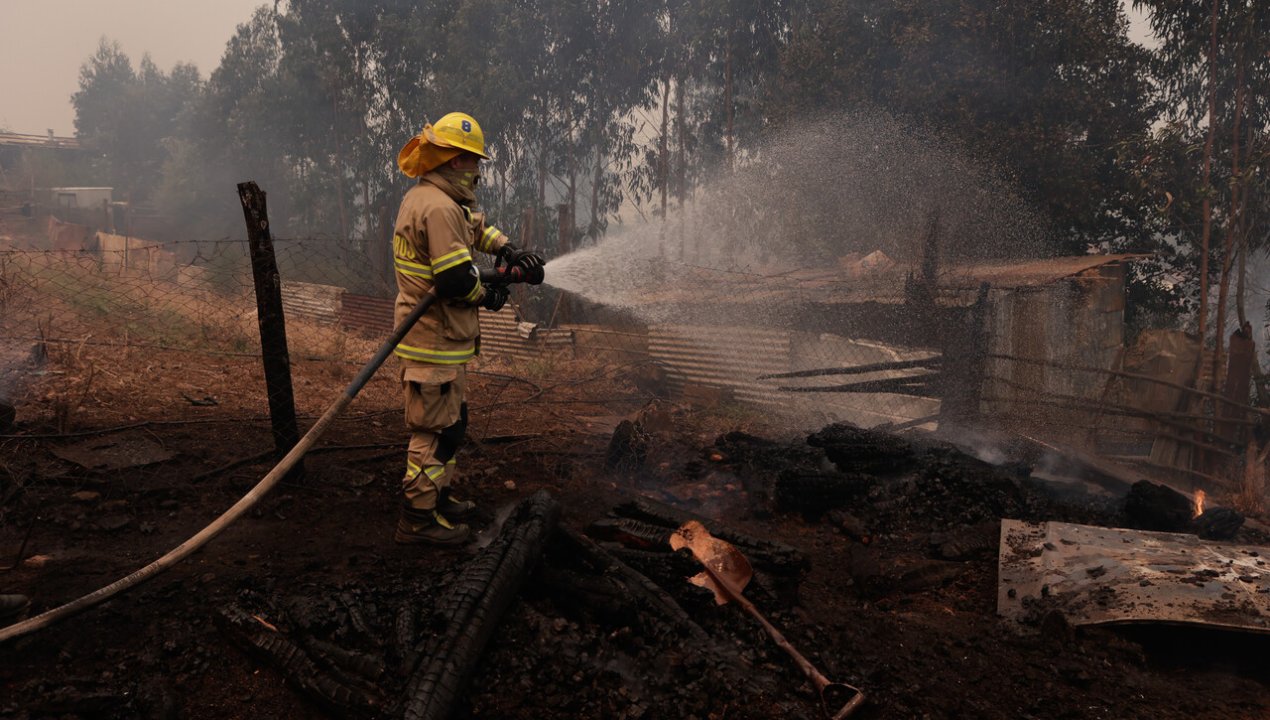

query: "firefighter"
(390, 112), (543, 545)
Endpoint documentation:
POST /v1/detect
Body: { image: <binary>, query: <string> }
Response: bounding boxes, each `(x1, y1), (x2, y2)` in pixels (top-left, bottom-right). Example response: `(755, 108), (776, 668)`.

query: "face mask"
(435, 166), (480, 201)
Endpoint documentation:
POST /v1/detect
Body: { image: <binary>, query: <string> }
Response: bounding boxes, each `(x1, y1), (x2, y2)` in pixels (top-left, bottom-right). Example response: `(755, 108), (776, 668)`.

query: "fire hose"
(0, 264), (541, 643)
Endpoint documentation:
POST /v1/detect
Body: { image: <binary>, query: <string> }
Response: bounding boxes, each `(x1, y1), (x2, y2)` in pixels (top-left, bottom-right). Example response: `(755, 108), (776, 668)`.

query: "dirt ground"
(1, 332), (1269, 720)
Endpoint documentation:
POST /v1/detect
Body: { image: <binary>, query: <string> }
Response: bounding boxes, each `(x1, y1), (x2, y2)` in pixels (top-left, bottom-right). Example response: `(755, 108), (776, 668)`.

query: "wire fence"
(3, 200), (1268, 542)
(0, 215), (950, 437)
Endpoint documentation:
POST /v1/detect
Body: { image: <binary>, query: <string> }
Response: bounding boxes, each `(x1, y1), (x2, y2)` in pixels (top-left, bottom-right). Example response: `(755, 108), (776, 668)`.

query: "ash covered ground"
(1, 358), (1269, 720)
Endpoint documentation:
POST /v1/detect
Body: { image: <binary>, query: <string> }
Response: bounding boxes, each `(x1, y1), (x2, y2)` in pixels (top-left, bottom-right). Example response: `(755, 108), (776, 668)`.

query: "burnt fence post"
(237, 181), (303, 474)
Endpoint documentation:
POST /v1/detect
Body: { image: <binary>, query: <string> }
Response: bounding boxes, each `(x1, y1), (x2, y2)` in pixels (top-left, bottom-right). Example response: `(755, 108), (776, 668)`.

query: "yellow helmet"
(423, 112), (489, 159)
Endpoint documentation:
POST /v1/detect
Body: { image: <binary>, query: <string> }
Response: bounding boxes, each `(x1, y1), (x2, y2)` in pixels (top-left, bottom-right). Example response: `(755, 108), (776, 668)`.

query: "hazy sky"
(0, 0), (264, 135)
(1, 1), (1157, 138)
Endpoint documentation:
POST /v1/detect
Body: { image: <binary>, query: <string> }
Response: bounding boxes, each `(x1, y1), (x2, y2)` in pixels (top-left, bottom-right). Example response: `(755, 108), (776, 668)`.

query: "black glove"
(480, 284), (509, 312)
(498, 242), (545, 277)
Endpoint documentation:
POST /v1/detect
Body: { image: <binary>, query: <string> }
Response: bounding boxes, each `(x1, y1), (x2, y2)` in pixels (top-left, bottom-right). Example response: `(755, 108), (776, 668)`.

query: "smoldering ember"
(2, 2), (1270, 719)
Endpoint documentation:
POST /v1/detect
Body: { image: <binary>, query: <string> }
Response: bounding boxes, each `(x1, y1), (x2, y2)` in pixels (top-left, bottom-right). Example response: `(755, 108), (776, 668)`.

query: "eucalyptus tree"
(773, 0), (1156, 255)
(72, 40), (204, 201)
(1134, 0), (1270, 374)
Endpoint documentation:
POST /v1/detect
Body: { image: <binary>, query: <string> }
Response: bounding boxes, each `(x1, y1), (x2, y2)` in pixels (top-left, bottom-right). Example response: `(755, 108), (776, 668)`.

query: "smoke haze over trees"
(62, 0), (1269, 334)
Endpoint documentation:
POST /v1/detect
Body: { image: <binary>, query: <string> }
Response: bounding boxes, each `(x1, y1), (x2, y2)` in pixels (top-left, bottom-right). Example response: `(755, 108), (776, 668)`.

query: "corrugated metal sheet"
(281, 281), (343, 325)
(482, 310), (574, 361)
(341, 293), (394, 336)
(648, 324), (790, 406)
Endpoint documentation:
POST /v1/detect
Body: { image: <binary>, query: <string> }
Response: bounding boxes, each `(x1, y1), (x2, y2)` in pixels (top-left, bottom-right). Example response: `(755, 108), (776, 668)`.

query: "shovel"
(670, 520), (866, 720)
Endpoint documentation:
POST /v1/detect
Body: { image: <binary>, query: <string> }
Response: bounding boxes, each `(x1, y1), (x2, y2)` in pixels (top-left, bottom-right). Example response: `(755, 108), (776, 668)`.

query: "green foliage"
(67, 0), (1264, 334)
(773, 0), (1158, 253)
(72, 39), (203, 201)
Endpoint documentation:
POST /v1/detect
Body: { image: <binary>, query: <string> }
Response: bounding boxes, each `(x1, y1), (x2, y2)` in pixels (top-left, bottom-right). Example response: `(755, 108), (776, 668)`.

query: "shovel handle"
(700, 564), (865, 718)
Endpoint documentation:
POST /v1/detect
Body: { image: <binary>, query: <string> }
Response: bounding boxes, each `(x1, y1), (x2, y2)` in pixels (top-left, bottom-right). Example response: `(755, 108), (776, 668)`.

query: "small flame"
(1193, 490), (1207, 518)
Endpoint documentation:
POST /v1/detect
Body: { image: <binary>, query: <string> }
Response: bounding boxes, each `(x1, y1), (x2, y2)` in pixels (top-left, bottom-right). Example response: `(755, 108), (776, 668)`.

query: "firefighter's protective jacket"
(391, 171), (509, 367)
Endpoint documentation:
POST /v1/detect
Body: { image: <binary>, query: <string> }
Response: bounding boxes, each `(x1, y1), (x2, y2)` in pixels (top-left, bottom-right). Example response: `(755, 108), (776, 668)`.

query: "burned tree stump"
(400, 490), (560, 720)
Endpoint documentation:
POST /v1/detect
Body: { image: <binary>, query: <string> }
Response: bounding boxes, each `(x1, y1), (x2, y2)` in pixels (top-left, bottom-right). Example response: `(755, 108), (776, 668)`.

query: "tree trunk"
(725, 27), (735, 172)
(588, 148), (602, 240)
(1213, 33), (1246, 391)
(659, 76), (671, 255)
(1196, 0), (1219, 378)
(1236, 117), (1254, 328)
(332, 93), (351, 242)
(676, 73), (687, 261)
(362, 179), (373, 248)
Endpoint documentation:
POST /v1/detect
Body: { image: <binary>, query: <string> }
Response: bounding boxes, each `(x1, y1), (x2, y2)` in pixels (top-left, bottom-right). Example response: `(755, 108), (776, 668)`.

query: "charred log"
(587, 516), (673, 549)
(339, 591), (383, 647)
(298, 635), (386, 685)
(216, 604), (382, 716)
(1193, 507), (1244, 540)
(554, 526), (712, 643)
(400, 490), (560, 720)
(391, 603), (418, 676)
(807, 423), (916, 475)
(611, 496), (810, 576)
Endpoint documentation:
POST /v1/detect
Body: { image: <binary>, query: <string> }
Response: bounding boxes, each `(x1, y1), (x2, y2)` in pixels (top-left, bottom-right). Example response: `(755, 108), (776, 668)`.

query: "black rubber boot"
(438, 488), (477, 519)
(395, 505), (470, 546)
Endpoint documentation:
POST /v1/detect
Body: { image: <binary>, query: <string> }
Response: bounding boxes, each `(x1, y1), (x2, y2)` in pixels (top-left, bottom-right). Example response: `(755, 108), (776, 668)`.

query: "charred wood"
(603, 543), (789, 610)
(298, 635), (386, 685)
(807, 423), (916, 475)
(216, 604), (382, 716)
(611, 496), (810, 576)
(400, 490), (560, 720)
(587, 516), (673, 548)
(1193, 507), (1244, 540)
(555, 526), (711, 643)
(1123, 480), (1192, 532)
(339, 591), (382, 647)
(605, 419), (648, 470)
(391, 603), (418, 676)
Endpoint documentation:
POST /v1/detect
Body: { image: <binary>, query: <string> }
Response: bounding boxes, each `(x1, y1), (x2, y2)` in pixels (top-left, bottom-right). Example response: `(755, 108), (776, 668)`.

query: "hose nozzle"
(479, 264), (544, 286)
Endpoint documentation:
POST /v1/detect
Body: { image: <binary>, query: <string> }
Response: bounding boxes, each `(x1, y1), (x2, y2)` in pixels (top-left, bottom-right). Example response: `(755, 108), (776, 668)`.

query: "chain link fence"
(0, 219), (955, 438)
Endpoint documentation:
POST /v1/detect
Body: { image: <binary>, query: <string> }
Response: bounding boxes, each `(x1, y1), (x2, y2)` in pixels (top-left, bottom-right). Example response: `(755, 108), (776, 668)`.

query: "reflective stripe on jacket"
(391, 172), (509, 367)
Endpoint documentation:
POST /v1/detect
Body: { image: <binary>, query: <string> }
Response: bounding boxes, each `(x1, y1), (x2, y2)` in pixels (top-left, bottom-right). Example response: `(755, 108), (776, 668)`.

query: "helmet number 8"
(461, 120), (472, 132)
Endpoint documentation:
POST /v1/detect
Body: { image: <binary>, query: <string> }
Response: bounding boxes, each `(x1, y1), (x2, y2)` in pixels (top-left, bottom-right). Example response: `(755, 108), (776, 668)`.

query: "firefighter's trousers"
(400, 365), (468, 511)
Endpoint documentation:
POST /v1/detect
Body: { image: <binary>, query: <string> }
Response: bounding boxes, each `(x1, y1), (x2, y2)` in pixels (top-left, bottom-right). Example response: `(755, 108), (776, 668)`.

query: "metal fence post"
(237, 181), (303, 473)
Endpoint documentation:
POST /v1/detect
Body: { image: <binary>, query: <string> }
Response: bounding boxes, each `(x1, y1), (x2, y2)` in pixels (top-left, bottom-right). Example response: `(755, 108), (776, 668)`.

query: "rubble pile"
(3, 417), (1268, 719)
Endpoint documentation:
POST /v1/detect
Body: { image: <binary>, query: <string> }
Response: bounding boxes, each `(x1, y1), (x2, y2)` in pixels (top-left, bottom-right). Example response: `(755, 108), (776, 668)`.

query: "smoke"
(548, 108), (1050, 309)
(545, 109), (1052, 430)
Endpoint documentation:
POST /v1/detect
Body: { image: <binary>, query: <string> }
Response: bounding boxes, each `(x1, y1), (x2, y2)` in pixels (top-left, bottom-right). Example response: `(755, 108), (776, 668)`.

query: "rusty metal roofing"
(998, 519), (1270, 634)
(647, 324), (790, 406)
